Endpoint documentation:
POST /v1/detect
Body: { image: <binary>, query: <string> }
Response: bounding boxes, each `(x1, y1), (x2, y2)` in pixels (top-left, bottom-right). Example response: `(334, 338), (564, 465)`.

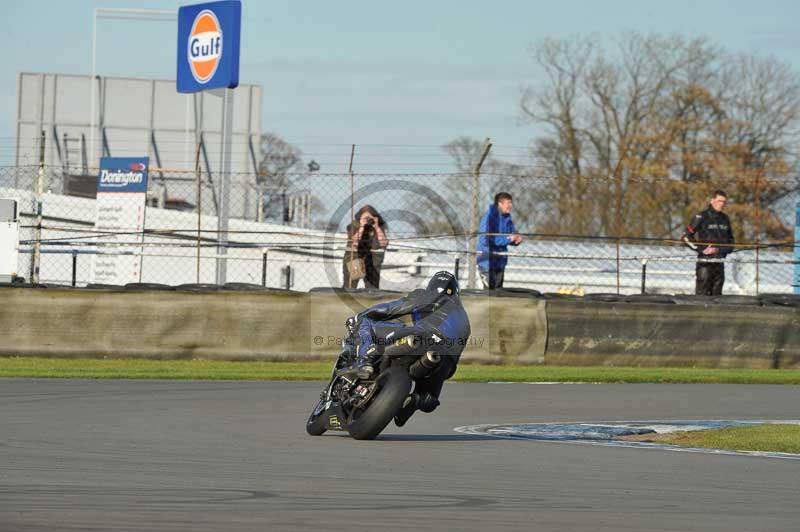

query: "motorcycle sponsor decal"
(328, 415), (341, 429)
(454, 420), (800, 460)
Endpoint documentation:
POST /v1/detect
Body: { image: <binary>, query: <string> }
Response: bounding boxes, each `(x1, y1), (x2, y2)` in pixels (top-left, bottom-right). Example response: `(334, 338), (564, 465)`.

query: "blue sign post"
(794, 203), (799, 294)
(177, 0), (241, 284)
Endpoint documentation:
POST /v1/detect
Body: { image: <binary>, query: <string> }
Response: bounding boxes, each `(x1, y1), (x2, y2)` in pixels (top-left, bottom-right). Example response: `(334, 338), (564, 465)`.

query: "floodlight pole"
(467, 138), (492, 290)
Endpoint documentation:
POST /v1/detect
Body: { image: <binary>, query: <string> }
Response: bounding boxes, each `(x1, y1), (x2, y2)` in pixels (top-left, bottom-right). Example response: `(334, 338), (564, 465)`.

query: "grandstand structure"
(13, 72), (289, 222)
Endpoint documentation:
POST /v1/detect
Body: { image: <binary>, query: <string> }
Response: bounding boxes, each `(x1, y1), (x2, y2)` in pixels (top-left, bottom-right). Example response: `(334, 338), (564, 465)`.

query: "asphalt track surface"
(2, 379), (799, 532)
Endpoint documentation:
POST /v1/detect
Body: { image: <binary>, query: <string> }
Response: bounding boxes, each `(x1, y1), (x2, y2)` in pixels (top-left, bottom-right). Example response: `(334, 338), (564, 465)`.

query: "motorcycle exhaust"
(408, 351), (441, 379)
(421, 351), (440, 367)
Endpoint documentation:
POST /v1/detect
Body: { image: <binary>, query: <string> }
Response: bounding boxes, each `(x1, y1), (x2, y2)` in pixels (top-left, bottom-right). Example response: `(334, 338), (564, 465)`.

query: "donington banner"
(90, 157), (149, 285)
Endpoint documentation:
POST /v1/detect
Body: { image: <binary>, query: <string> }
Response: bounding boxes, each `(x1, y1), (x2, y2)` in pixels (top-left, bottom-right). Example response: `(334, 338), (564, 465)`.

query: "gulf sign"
(97, 157), (150, 193)
(177, 1), (241, 93)
(188, 10), (222, 83)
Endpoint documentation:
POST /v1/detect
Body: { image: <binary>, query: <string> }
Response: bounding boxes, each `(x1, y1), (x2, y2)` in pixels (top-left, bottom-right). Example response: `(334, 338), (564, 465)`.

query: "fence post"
(454, 257), (460, 281)
(640, 258), (647, 295)
(30, 130), (46, 284)
(261, 249), (268, 287)
(794, 202), (799, 295)
(71, 250), (78, 287)
(344, 145), (356, 289)
(755, 168), (761, 295)
(467, 138), (492, 290)
(194, 140), (202, 284)
(284, 265), (292, 290)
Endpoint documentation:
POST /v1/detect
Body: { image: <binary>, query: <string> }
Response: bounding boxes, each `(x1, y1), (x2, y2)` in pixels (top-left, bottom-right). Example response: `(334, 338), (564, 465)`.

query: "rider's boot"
(354, 343), (384, 378)
(394, 393), (418, 427)
(337, 344), (381, 380)
(394, 392), (440, 427)
(416, 393), (440, 413)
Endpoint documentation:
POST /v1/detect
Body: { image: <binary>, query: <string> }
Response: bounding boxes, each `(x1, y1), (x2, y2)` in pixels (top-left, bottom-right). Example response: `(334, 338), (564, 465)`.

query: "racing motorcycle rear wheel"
(346, 366), (412, 440)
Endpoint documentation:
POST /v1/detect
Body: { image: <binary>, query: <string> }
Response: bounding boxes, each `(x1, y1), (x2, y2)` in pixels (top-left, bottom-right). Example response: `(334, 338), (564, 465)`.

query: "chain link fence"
(1, 164), (798, 294)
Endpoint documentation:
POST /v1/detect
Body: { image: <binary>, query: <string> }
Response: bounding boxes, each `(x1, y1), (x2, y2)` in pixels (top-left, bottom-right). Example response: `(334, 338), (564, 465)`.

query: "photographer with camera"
(342, 205), (389, 289)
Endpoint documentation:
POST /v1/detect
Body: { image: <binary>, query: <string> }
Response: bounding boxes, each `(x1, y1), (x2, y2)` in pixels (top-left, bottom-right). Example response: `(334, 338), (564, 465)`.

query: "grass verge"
(1, 357), (800, 384)
(654, 424), (800, 454)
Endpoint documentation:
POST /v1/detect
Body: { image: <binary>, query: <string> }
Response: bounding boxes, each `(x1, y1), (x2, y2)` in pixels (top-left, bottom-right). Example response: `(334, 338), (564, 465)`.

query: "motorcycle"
(306, 324), (445, 440)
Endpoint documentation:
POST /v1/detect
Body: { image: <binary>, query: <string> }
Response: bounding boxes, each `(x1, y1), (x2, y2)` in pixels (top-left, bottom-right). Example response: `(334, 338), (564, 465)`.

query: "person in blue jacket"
(477, 192), (522, 289)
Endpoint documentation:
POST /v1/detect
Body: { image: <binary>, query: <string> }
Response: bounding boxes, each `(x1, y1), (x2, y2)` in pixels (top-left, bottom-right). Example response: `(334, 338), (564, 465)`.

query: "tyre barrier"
(221, 283), (268, 291)
(85, 283), (124, 290)
(670, 294), (714, 306)
(175, 283), (222, 292)
(308, 286), (402, 295)
(710, 295), (762, 306)
(482, 287), (543, 298)
(583, 293), (623, 303)
(0, 283), (49, 289)
(1, 283), (798, 367)
(759, 294), (800, 308)
(124, 283), (175, 291)
(623, 294), (676, 305)
(541, 292), (583, 300)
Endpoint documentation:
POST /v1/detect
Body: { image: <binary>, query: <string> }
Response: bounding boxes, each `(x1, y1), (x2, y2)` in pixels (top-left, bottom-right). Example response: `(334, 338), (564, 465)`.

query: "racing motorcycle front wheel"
(306, 399), (329, 436)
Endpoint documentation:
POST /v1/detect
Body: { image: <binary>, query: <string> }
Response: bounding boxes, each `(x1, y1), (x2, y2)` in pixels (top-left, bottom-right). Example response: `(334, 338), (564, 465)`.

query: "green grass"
(658, 424), (800, 454)
(1, 357), (800, 384)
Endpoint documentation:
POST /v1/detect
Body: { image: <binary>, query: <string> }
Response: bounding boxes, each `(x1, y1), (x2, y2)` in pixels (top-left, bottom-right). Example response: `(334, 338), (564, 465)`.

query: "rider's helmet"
(426, 271), (460, 297)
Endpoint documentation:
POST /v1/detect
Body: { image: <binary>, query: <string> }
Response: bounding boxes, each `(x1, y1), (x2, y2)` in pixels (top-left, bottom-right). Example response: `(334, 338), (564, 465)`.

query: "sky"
(3, 0), (800, 170)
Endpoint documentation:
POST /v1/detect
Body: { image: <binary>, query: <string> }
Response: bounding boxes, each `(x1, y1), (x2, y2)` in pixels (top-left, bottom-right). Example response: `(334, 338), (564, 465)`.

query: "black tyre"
(584, 293), (622, 303)
(222, 282), (267, 291)
(492, 287), (543, 298)
(541, 292), (582, 300)
(175, 283), (221, 292)
(124, 283), (175, 291)
(671, 294), (713, 306)
(85, 283), (124, 290)
(347, 367), (412, 441)
(710, 295), (761, 306)
(623, 294), (676, 304)
(759, 294), (800, 308)
(306, 399), (328, 436)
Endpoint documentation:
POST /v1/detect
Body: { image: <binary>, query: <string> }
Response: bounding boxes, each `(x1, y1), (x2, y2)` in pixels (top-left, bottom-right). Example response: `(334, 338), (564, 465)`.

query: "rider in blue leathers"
(345, 271), (471, 426)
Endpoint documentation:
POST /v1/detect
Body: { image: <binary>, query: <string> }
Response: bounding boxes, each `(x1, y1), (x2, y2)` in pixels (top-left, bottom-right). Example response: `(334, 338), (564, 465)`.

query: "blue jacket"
(477, 203), (517, 271)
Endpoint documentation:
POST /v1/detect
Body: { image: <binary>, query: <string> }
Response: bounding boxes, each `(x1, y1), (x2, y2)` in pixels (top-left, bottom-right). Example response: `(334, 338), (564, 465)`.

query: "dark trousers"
(695, 262), (724, 296)
(479, 268), (504, 289)
(342, 260), (381, 289)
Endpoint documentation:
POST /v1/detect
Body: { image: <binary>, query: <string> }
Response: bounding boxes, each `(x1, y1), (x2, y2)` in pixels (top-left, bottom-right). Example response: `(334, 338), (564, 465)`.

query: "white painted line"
(454, 420), (800, 460)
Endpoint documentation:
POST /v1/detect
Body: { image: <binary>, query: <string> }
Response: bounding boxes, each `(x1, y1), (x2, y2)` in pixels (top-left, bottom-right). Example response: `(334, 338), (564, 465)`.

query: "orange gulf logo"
(187, 10), (223, 84)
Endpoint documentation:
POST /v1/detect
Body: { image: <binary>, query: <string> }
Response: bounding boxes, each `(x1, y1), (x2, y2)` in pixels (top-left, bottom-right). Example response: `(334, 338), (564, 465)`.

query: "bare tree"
(258, 132), (305, 188)
(258, 132), (326, 226)
(520, 32), (800, 243)
(401, 137), (530, 237)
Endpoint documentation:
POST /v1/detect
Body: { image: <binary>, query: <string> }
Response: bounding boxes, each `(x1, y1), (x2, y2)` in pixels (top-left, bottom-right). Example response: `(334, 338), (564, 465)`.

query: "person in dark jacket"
(477, 192), (522, 289)
(344, 271), (470, 426)
(342, 205), (389, 289)
(682, 190), (735, 295)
